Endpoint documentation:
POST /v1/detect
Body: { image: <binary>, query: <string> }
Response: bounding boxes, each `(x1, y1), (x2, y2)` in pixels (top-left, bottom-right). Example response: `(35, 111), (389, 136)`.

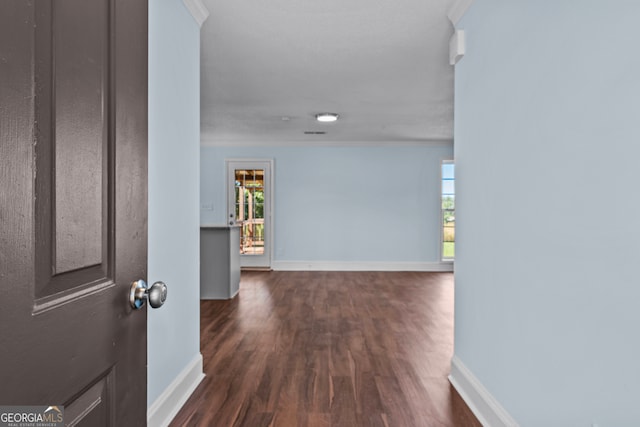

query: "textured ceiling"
(200, 0), (456, 144)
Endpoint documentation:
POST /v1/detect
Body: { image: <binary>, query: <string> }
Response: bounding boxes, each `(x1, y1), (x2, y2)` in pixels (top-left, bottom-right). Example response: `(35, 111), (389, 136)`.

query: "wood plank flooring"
(170, 271), (481, 427)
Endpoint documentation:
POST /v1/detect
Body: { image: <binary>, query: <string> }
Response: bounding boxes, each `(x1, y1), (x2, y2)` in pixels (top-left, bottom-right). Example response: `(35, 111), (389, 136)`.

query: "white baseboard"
(449, 356), (518, 427)
(147, 353), (205, 427)
(271, 260), (454, 272)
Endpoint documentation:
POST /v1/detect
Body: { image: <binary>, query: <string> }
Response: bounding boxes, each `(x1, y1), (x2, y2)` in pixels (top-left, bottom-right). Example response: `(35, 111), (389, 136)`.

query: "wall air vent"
(304, 131), (326, 135)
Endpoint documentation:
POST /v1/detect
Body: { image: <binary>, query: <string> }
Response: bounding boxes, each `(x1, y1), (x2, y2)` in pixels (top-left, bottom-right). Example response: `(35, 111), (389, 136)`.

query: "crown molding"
(447, 0), (474, 26)
(182, 0), (209, 28)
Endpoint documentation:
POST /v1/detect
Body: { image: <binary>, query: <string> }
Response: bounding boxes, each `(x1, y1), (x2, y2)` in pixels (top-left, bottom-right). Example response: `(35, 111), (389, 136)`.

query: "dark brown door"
(0, 0), (148, 425)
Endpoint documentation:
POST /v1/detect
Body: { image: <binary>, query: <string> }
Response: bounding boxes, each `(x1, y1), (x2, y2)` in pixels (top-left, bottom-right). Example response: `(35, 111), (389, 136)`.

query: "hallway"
(171, 271), (480, 426)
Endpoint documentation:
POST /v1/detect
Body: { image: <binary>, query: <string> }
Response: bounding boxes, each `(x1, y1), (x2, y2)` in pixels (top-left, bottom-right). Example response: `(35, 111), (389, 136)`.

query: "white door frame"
(226, 158), (274, 268)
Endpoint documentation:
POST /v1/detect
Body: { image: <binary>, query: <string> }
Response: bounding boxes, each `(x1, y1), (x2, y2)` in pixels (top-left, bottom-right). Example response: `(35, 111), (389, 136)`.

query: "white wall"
(148, 0), (203, 422)
(201, 144), (453, 270)
(453, 1), (640, 425)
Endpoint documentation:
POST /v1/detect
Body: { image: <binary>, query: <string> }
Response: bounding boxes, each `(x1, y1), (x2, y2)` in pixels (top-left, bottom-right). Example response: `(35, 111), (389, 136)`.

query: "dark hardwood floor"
(170, 271), (481, 427)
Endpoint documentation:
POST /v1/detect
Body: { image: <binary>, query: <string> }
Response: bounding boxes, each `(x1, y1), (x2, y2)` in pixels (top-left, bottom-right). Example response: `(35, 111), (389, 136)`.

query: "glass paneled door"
(227, 160), (272, 268)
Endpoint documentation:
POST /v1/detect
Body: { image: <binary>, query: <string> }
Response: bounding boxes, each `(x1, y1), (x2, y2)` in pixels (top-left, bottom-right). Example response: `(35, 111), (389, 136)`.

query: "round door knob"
(129, 279), (168, 310)
(148, 281), (167, 308)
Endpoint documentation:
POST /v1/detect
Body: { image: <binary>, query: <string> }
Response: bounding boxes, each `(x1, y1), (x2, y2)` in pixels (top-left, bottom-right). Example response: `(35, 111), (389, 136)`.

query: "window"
(234, 169), (265, 255)
(442, 161), (455, 260)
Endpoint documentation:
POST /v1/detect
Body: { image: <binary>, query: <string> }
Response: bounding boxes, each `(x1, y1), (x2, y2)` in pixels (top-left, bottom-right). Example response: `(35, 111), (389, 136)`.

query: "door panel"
(0, 1), (148, 425)
(64, 369), (115, 426)
(34, 0), (112, 303)
(51, 0), (107, 275)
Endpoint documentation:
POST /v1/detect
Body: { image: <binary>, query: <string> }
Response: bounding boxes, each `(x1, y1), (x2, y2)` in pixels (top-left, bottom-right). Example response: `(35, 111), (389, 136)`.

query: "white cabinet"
(200, 226), (240, 299)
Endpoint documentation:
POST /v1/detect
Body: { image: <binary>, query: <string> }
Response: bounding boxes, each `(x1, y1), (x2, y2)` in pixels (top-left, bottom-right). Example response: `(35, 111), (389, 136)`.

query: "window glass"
(442, 162), (455, 260)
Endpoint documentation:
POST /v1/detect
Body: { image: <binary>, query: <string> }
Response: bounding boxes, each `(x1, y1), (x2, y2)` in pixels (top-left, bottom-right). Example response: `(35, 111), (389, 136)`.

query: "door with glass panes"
(226, 160), (272, 268)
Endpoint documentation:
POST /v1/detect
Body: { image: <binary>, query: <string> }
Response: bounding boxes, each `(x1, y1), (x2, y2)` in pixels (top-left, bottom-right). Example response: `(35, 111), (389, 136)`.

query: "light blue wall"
(201, 144), (452, 265)
(148, 0), (201, 408)
(454, 1), (640, 425)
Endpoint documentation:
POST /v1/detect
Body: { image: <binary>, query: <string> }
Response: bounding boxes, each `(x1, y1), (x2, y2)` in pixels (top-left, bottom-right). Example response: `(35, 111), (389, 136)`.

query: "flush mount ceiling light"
(315, 113), (339, 123)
